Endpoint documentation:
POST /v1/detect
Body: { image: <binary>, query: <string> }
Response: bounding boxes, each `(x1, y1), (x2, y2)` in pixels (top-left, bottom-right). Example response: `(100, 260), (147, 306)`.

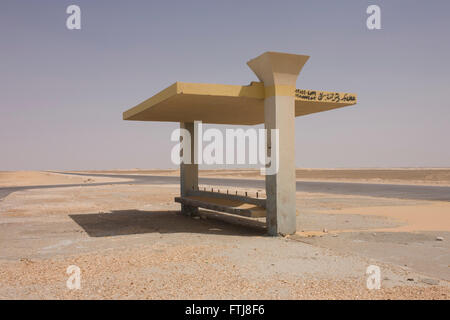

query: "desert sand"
(0, 171), (130, 187)
(321, 201), (450, 233)
(0, 170), (449, 299)
(79, 168), (450, 186)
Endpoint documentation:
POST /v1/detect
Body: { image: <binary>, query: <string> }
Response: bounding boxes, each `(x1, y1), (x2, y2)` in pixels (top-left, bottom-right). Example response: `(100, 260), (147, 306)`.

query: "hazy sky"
(1, 0), (449, 170)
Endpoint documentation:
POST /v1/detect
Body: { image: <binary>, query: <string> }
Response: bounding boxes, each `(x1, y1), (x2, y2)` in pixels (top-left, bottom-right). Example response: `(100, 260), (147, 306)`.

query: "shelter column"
(247, 52), (309, 236)
(180, 122), (198, 215)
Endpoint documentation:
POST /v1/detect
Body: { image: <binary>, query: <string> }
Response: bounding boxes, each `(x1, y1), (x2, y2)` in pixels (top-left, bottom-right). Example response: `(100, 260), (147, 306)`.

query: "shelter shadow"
(69, 209), (265, 238)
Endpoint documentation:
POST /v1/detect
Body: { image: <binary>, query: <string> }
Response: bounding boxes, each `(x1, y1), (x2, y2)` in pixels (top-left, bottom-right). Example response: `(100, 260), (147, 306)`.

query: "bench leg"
(181, 204), (198, 216)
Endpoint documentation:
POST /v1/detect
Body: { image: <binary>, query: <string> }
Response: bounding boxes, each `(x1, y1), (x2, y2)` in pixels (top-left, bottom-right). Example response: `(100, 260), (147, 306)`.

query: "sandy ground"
(0, 171), (449, 299)
(0, 171), (130, 187)
(320, 201), (450, 233)
(79, 168), (450, 186)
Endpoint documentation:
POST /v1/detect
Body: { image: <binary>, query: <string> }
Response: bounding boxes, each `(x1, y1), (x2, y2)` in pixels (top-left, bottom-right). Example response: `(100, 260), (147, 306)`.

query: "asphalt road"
(2, 172), (449, 202)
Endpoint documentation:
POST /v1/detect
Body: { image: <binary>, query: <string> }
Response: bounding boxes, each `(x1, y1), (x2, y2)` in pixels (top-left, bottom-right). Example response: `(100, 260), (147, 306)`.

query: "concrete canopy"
(123, 81), (357, 125)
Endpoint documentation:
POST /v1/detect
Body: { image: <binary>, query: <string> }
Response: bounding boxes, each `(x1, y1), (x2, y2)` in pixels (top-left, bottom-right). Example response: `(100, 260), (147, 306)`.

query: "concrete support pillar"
(247, 52), (309, 236)
(180, 122), (198, 216)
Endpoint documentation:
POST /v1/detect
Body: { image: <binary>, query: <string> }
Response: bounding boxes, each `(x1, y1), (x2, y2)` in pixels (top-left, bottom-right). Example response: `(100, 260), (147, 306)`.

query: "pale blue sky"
(1, 0), (449, 170)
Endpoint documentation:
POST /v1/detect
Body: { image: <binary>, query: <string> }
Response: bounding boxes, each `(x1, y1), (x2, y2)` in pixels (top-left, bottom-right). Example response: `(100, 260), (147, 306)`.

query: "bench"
(175, 190), (266, 218)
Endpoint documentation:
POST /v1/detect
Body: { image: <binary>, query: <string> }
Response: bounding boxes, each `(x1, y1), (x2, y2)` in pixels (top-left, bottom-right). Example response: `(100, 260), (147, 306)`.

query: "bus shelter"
(123, 52), (357, 236)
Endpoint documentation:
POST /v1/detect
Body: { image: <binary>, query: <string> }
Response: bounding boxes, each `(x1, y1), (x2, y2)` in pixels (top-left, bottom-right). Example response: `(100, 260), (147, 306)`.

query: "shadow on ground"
(69, 210), (266, 237)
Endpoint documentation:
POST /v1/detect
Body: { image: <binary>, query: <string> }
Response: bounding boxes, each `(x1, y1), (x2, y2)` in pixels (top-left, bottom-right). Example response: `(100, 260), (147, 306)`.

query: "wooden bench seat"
(175, 192), (266, 218)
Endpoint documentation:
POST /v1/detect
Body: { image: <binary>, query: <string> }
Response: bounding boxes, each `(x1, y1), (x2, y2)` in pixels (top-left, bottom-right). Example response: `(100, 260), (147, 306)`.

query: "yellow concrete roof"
(123, 82), (357, 125)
